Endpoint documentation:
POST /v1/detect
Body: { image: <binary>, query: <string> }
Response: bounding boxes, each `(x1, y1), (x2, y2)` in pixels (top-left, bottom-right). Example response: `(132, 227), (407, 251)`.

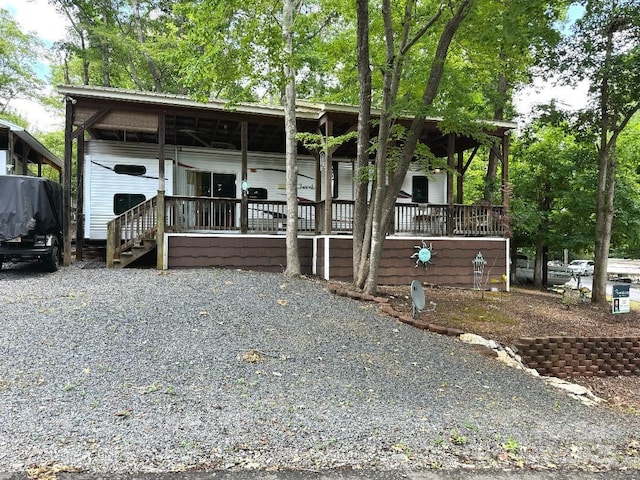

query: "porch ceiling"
(60, 85), (513, 160)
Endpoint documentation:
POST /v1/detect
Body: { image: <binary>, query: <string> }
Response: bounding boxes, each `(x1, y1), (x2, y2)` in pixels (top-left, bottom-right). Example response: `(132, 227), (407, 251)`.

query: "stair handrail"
(106, 196), (158, 267)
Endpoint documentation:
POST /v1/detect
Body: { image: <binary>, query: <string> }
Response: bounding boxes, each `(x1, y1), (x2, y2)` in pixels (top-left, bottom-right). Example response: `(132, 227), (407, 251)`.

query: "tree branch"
(401, 3), (445, 55)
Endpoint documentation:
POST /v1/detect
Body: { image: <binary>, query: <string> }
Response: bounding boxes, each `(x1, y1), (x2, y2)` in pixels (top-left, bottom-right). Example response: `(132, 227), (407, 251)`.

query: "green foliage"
(296, 130), (358, 153)
(0, 8), (45, 111)
(510, 107), (598, 258)
(51, 0), (183, 92)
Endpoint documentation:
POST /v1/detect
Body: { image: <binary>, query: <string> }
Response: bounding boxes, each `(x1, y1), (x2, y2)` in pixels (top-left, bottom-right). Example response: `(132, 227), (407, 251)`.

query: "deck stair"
(112, 237), (156, 268)
(106, 196), (158, 268)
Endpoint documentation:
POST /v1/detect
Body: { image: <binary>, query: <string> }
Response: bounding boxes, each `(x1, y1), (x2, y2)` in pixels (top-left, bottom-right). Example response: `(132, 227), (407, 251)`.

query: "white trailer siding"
(84, 141), (174, 240)
(84, 141), (448, 239)
(174, 146), (328, 201)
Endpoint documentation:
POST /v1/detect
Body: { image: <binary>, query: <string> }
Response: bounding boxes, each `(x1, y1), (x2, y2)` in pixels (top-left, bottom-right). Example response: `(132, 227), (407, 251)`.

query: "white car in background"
(568, 259), (595, 276)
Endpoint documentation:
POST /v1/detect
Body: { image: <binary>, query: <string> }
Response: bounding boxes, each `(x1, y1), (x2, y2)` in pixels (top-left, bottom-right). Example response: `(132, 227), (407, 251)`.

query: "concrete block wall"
(514, 337), (640, 378)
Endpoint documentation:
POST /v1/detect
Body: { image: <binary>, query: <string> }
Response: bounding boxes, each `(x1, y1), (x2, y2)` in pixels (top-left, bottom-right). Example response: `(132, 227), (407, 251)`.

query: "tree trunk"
(282, 0), (300, 277)
(592, 147), (615, 304)
(484, 73), (507, 203)
(363, 0), (472, 294)
(353, 0), (371, 284)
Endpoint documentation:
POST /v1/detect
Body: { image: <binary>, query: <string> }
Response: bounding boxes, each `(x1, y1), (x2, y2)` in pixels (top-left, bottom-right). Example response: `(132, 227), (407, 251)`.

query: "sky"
(1, 0), (589, 134)
(0, 0), (69, 132)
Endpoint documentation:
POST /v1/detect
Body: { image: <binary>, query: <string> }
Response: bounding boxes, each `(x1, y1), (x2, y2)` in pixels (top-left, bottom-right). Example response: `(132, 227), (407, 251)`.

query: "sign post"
(612, 284), (630, 314)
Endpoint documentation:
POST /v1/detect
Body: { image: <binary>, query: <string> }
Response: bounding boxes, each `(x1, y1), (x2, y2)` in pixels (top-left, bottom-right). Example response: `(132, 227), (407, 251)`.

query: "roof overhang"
(0, 119), (63, 170)
(57, 85), (516, 158)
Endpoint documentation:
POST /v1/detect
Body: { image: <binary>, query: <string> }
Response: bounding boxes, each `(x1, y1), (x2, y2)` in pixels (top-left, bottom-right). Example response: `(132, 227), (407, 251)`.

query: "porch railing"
(107, 197), (506, 263)
(165, 196), (317, 233)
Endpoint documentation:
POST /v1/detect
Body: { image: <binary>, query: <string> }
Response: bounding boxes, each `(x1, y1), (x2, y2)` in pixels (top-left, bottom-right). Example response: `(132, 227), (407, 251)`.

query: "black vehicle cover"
(0, 175), (63, 241)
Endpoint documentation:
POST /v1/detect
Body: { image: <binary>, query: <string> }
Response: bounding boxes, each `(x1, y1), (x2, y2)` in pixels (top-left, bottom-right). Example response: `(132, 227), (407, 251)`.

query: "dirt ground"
(374, 283), (640, 415)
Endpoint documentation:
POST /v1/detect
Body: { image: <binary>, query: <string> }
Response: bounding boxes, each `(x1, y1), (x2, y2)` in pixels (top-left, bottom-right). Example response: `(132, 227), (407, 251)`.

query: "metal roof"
(0, 119), (63, 170)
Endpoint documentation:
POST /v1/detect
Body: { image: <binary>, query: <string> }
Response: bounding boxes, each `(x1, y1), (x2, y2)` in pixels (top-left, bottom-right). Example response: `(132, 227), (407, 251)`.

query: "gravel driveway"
(0, 264), (639, 474)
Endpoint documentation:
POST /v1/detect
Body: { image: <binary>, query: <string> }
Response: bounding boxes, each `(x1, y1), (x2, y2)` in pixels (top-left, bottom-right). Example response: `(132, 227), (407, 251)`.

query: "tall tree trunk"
(353, 0), (371, 284)
(592, 147), (615, 304)
(364, 1), (472, 294)
(484, 72), (507, 203)
(101, 5), (111, 87)
(283, 0), (300, 276)
(592, 22), (616, 305)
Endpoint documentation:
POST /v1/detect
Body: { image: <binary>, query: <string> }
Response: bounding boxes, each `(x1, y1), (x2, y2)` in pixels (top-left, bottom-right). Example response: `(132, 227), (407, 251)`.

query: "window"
(113, 193), (146, 215)
(412, 175), (428, 203)
(114, 164), (146, 176)
(248, 187), (267, 200)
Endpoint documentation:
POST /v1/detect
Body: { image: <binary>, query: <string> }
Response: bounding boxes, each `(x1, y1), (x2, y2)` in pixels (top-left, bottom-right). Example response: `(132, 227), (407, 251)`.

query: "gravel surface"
(0, 263), (639, 474)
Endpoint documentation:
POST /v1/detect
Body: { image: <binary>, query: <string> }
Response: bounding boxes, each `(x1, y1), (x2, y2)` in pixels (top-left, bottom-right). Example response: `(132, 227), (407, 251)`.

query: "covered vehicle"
(0, 175), (63, 272)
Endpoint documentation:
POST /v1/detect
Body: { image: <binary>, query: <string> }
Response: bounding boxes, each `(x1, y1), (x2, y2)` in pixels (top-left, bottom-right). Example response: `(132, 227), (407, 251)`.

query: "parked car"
(0, 175), (63, 272)
(567, 259), (595, 276)
(514, 254), (573, 285)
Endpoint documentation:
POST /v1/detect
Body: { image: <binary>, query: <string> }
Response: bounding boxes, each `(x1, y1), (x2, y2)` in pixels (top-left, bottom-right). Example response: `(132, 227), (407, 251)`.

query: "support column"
(63, 98), (73, 267)
(156, 111), (166, 270)
(323, 119), (333, 234)
(501, 133), (510, 210)
(241, 121), (248, 233)
(456, 150), (464, 204)
(75, 134), (85, 260)
(446, 133), (455, 236)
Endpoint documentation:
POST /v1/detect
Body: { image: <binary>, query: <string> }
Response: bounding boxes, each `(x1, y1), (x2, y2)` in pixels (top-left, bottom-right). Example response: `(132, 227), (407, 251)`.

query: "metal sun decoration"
(411, 240), (435, 269)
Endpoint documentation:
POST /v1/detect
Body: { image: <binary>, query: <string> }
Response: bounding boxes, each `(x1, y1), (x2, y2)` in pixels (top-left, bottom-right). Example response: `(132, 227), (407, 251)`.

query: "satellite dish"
(411, 280), (425, 318)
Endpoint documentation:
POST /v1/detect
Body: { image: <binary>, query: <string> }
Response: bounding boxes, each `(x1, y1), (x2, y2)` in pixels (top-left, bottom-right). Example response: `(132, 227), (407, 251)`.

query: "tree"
(50, 0), (183, 92)
(353, 0), (474, 294)
(0, 8), (45, 112)
(282, 0), (301, 276)
(558, 0), (640, 304)
(510, 107), (597, 286)
(176, 1), (339, 275)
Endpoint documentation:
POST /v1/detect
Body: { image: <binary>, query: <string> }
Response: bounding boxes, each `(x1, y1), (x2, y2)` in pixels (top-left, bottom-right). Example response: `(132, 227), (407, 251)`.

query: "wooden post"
(106, 220), (114, 268)
(241, 120), (248, 233)
(63, 98), (73, 267)
(323, 118), (333, 234)
(501, 133), (510, 210)
(456, 150), (464, 204)
(75, 134), (85, 261)
(156, 112), (166, 270)
(446, 133), (455, 236)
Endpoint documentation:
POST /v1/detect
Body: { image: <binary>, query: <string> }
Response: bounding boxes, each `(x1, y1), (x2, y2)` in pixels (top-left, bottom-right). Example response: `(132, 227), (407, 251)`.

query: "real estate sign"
(612, 284), (630, 314)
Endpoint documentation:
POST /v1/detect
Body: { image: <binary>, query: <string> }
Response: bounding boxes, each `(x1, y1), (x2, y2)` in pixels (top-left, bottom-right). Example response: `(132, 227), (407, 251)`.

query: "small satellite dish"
(411, 280), (425, 318)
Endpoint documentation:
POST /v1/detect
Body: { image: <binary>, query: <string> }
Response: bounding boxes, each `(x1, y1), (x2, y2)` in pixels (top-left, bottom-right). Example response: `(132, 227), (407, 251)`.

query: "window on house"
(114, 164), (147, 176)
(412, 175), (428, 203)
(113, 193), (146, 215)
(248, 187), (267, 200)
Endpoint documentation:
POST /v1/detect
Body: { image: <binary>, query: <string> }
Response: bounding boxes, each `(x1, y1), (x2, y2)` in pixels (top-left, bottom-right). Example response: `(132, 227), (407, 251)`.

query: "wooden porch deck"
(106, 195), (506, 267)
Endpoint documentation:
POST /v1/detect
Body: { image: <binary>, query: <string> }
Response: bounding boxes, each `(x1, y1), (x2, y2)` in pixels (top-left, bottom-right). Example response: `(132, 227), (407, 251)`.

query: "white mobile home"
(59, 84), (514, 287)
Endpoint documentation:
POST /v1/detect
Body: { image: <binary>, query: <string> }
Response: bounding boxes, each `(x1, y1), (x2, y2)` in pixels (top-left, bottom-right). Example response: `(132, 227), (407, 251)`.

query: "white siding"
(174, 146), (321, 201)
(83, 140), (449, 239)
(85, 141), (174, 240)
(399, 166), (447, 204)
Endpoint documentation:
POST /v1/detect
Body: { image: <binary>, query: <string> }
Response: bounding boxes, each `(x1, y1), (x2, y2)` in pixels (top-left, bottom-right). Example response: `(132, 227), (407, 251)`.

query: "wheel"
(43, 243), (60, 272)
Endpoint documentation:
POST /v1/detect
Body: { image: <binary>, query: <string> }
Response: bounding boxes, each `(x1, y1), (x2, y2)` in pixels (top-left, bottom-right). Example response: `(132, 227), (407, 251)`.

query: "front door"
(212, 173), (236, 228)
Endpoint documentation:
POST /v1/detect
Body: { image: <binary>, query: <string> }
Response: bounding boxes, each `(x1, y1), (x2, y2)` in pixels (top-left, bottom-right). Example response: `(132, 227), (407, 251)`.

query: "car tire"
(43, 243), (60, 272)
